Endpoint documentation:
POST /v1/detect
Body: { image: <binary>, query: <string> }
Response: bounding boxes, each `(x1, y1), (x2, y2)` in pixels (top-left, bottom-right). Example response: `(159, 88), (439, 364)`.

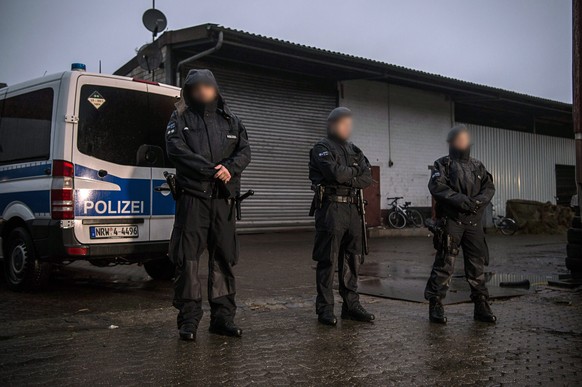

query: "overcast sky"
(0, 0), (572, 102)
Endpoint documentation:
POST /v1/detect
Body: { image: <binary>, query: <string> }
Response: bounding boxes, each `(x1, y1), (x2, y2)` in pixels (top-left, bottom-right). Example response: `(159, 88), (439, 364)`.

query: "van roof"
(0, 71), (180, 93)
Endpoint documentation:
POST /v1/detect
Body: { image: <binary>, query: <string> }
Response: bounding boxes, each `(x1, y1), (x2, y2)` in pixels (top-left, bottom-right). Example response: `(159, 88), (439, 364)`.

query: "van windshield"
(77, 85), (176, 167)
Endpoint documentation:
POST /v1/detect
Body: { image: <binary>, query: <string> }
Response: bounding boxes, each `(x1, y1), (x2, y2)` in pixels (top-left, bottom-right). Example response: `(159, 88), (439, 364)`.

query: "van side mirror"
(136, 144), (164, 167)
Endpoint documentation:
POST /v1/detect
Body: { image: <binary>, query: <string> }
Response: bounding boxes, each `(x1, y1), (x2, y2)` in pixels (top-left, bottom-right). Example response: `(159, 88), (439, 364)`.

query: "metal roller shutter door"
(187, 62), (337, 230)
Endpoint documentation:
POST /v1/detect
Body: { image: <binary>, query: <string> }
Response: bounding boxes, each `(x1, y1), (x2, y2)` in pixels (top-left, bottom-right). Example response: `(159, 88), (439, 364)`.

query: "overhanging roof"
(115, 23), (572, 136)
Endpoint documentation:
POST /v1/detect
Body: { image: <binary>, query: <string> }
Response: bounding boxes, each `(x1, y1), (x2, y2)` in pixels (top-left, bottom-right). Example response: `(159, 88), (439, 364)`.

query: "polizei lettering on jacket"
(83, 200), (145, 215)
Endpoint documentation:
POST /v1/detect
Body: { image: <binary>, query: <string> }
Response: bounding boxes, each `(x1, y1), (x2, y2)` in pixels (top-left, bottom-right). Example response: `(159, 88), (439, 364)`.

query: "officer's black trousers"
(313, 201), (362, 315)
(169, 194), (238, 327)
(424, 219), (489, 301)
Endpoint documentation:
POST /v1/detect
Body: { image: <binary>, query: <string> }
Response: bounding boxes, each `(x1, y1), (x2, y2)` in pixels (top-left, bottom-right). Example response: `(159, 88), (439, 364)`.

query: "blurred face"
(190, 83), (218, 104)
(329, 116), (353, 141)
(451, 130), (471, 151)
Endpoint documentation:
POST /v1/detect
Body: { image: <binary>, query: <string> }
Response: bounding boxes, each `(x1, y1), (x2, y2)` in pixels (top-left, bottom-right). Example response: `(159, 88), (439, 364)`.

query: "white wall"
(341, 80), (452, 209)
(340, 80), (575, 214)
(466, 123), (575, 215)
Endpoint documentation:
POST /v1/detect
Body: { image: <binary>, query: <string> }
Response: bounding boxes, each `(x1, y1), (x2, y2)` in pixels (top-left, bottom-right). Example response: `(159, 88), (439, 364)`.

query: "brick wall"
(340, 80), (452, 209)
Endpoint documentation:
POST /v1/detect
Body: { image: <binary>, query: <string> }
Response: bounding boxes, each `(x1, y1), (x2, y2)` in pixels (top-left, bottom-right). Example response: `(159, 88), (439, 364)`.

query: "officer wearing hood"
(309, 107), (375, 326)
(166, 69), (251, 341)
(425, 124), (496, 324)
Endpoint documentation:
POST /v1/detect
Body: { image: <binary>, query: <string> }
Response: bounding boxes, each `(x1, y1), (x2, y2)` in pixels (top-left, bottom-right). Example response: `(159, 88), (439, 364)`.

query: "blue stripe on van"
(0, 190), (51, 214)
(74, 165), (151, 217)
(0, 163), (51, 181)
(0, 164), (176, 217)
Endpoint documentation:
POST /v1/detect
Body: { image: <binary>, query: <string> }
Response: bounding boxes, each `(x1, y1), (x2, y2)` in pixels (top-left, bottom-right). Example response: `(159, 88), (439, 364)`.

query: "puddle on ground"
(358, 272), (564, 305)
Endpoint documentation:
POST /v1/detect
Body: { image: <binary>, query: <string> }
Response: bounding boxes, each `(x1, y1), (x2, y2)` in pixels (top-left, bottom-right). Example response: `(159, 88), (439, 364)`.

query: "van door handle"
(154, 183), (171, 197)
(98, 169), (108, 178)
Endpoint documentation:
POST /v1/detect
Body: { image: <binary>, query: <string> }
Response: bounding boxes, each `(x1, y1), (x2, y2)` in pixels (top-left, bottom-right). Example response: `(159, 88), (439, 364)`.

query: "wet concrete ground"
(0, 232), (580, 385)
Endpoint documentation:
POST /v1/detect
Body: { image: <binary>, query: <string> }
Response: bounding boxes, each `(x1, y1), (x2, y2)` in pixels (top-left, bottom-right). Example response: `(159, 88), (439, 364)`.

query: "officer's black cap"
(447, 124), (469, 143)
(327, 107), (352, 123)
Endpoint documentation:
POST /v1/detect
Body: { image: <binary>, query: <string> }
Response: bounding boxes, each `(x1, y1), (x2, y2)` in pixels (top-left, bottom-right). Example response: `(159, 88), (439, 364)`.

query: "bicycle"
(491, 205), (518, 236)
(386, 197), (424, 229)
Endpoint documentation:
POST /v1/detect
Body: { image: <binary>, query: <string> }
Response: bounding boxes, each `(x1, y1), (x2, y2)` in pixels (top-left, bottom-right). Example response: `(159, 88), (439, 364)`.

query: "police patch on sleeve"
(166, 121), (176, 135)
(431, 171), (441, 179)
(318, 151), (329, 157)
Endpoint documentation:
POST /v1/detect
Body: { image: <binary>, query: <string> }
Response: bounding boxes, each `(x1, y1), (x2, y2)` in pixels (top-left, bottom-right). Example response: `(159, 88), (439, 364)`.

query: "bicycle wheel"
(499, 217), (517, 236)
(388, 211), (406, 229)
(408, 210), (424, 228)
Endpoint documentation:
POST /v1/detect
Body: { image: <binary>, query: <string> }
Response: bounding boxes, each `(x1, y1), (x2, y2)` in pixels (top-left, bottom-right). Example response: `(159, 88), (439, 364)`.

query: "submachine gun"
(156, 172), (254, 220)
(425, 218), (447, 251)
(233, 190), (255, 221)
(357, 189), (369, 256)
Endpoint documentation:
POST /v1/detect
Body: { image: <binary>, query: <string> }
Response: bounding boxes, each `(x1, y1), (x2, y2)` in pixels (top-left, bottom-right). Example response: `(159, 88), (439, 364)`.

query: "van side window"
(77, 85), (176, 167)
(0, 88), (53, 164)
(78, 85), (150, 167)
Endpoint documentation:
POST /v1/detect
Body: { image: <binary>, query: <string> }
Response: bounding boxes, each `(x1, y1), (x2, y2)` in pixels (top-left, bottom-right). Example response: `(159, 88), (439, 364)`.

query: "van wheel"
(144, 256), (174, 280)
(4, 227), (51, 291)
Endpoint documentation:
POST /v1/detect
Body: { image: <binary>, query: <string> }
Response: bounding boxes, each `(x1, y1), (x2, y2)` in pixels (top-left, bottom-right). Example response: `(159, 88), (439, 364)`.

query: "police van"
(0, 64), (179, 290)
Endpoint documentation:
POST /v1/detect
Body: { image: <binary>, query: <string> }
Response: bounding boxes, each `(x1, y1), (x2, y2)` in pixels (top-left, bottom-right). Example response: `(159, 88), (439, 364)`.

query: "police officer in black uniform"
(309, 107), (375, 326)
(166, 69), (251, 341)
(424, 124), (496, 324)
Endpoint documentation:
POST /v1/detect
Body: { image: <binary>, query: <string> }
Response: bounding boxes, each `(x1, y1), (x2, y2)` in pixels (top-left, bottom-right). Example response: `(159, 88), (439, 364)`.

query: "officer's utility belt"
(324, 187), (359, 197)
(309, 185), (359, 216)
(324, 195), (358, 204)
(201, 180), (232, 199)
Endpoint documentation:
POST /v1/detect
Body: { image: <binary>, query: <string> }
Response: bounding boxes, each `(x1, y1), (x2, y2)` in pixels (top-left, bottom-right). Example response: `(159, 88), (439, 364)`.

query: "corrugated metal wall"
(461, 123), (575, 215)
(185, 62), (337, 230)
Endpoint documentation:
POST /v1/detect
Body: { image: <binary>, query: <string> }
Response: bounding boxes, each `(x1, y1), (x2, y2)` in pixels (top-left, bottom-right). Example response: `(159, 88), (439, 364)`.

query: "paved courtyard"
(0, 232), (580, 386)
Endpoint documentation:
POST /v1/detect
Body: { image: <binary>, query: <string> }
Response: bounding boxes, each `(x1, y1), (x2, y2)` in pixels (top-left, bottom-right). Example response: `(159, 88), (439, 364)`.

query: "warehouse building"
(115, 23), (574, 230)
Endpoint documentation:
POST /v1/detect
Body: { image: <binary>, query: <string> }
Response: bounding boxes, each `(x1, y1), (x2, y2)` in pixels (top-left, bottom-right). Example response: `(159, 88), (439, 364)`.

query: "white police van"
(0, 64), (179, 290)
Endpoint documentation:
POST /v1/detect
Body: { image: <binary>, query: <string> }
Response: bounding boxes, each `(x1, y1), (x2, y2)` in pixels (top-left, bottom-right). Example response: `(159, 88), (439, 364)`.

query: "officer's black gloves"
(353, 162), (372, 177)
(460, 198), (480, 214)
(466, 199), (482, 214)
(352, 174), (373, 188)
(351, 165), (362, 175)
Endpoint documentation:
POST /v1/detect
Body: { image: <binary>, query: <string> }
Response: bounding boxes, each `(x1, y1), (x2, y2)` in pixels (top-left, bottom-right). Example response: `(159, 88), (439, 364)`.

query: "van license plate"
(90, 225), (139, 239)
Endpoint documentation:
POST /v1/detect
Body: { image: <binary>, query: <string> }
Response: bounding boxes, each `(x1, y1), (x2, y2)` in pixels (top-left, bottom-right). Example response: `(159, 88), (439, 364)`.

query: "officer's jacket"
(309, 136), (373, 190)
(165, 98), (251, 199)
(429, 155), (495, 223)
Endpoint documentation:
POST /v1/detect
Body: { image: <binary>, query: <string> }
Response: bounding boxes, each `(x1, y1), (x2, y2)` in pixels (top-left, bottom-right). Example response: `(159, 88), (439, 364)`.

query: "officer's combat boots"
(209, 319), (243, 337)
(177, 302), (202, 341)
(429, 297), (447, 324)
(318, 309), (338, 326)
(179, 323), (198, 341)
(341, 302), (375, 322)
(473, 296), (497, 323)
